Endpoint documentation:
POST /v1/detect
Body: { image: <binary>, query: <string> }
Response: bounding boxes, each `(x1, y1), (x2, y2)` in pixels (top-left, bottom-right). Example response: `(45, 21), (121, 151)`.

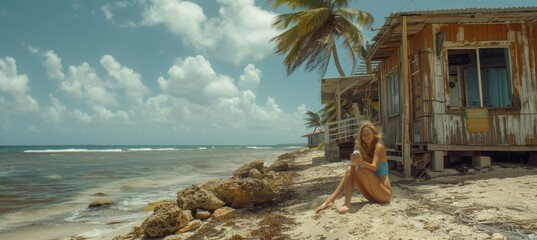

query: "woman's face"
(361, 127), (374, 146)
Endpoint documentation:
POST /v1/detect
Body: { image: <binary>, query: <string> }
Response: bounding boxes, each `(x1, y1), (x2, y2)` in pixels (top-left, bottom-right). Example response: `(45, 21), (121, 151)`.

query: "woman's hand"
(350, 153), (363, 167)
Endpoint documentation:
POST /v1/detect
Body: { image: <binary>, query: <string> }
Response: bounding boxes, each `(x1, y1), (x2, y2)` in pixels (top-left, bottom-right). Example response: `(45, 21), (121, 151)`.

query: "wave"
(23, 148), (183, 153)
(246, 146), (273, 150)
(126, 148), (178, 152)
(24, 149), (124, 153)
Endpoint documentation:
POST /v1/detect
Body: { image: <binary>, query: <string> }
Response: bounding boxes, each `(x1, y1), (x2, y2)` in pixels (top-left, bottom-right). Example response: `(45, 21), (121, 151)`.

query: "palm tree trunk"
(331, 44), (346, 77)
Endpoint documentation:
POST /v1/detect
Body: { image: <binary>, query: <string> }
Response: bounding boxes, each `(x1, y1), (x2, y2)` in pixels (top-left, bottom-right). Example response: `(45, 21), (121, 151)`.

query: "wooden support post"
(401, 16), (412, 178)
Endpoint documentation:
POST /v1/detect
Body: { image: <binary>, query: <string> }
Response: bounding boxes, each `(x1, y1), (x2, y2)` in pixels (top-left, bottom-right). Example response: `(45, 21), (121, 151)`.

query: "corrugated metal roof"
(366, 6), (537, 61)
(396, 6), (537, 16)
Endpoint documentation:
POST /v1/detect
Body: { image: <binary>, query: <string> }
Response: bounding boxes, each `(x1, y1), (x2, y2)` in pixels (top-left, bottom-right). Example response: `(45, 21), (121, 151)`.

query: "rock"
(212, 177), (276, 208)
(424, 220), (440, 231)
(142, 204), (192, 237)
(177, 219), (202, 233)
(194, 210), (211, 220)
(88, 199), (113, 208)
(468, 168), (476, 174)
(233, 160), (264, 178)
(269, 161), (289, 172)
(491, 233), (506, 240)
(177, 186), (226, 211)
(200, 179), (222, 193)
(248, 168), (263, 179)
(212, 206), (235, 219)
(264, 170), (277, 179)
(142, 200), (174, 212)
(93, 192), (107, 196)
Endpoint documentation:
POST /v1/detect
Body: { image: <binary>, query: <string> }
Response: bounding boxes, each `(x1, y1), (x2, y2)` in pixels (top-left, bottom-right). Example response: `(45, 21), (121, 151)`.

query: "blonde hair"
(355, 121), (384, 161)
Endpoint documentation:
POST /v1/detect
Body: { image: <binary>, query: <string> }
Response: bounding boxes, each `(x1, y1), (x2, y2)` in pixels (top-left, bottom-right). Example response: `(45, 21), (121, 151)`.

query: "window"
(447, 48), (512, 108)
(388, 71), (399, 115)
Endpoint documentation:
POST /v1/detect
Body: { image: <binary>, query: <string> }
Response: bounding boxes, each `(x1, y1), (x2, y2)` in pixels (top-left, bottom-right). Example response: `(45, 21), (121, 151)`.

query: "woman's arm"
(357, 143), (385, 171)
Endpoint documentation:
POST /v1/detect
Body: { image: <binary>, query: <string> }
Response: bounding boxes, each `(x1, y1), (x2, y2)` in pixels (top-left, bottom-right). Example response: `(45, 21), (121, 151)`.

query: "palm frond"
(269, 0), (326, 10)
(269, 0), (373, 77)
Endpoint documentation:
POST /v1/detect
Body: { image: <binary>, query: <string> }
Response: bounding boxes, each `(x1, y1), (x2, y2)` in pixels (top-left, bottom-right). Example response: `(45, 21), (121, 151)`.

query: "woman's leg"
(316, 166), (354, 213)
(339, 166), (355, 213)
(352, 168), (391, 203)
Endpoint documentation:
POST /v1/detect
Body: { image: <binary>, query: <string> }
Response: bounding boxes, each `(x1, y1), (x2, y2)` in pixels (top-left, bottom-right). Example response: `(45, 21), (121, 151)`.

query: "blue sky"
(1, 0), (535, 145)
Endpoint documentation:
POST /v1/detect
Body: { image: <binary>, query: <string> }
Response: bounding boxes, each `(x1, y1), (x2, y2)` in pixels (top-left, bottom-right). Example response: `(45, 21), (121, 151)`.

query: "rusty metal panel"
(464, 24), (509, 41)
(374, 21), (536, 148)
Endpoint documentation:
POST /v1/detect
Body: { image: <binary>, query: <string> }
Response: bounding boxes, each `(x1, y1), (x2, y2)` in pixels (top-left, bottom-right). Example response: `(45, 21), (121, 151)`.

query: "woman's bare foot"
(337, 205), (350, 213)
(315, 200), (334, 213)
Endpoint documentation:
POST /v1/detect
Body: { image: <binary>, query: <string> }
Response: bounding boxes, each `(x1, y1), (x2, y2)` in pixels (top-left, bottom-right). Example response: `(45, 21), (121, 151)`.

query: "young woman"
(315, 121), (392, 213)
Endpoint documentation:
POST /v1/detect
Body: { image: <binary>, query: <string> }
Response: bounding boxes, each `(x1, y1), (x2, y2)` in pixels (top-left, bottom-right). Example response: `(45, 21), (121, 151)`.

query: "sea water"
(0, 145), (301, 239)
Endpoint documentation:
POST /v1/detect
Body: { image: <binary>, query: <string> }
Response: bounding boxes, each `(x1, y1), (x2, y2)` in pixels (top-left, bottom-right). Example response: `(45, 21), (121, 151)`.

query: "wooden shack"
(366, 7), (537, 177)
(302, 129), (324, 148)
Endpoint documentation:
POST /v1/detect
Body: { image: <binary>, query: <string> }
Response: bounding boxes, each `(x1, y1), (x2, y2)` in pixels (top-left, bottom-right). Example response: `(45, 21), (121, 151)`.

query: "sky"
(1, 0), (535, 146)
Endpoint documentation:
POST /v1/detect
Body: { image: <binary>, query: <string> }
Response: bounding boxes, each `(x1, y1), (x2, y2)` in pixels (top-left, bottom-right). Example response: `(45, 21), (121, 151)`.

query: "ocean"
(0, 144), (302, 239)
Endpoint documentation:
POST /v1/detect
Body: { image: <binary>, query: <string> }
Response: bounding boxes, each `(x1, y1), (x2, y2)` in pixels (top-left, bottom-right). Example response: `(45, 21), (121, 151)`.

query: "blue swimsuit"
(374, 161), (389, 176)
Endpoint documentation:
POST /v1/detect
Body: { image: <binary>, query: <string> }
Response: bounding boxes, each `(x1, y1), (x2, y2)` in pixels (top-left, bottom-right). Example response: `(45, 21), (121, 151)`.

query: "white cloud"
(91, 105), (130, 122)
(63, 62), (118, 106)
(101, 5), (114, 22)
(139, 0), (277, 64)
(27, 45), (39, 54)
(0, 56), (39, 113)
(43, 50), (65, 80)
(238, 64), (261, 91)
(100, 55), (150, 103)
(141, 0), (206, 45)
(153, 55), (306, 132)
(70, 109), (94, 123)
(42, 94), (66, 123)
(158, 55), (239, 104)
(211, 91), (302, 130)
(207, 0), (278, 64)
(27, 47), (65, 81)
(142, 94), (195, 123)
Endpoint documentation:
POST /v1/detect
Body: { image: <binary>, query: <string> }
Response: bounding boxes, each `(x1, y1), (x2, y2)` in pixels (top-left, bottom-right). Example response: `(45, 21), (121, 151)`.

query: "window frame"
(445, 45), (514, 109)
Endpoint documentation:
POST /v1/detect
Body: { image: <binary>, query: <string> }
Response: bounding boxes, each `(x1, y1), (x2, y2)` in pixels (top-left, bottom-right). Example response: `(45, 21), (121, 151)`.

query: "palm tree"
(269, 0), (373, 77)
(304, 110), (322, 133)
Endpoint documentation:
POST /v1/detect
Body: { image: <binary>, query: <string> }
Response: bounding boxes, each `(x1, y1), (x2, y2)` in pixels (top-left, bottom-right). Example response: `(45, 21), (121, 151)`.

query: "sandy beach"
(103, 148), (537, 240)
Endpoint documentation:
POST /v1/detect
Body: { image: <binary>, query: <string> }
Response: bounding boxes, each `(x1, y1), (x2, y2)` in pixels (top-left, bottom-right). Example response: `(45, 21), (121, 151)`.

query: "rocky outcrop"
(143, 200), (174, 212)
(114, 158), (290, 240)
(199, 179), (222, 193)
(212, 206), (235, 219)
(194, 210), (211, 220)
(233, 160), (264, 178)
(212, 177), (276, 208)
(177, 186), (226, 211)
(248, 168), (263, 179)
(177, 219), (202, 233)
(88, 199), (113, 208)
(269, 161), (289, 172)
(141, 205), (193, 237)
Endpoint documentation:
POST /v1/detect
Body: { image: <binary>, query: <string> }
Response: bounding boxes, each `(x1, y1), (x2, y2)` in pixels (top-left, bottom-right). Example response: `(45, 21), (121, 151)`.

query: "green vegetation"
(269, 0), (373, 77)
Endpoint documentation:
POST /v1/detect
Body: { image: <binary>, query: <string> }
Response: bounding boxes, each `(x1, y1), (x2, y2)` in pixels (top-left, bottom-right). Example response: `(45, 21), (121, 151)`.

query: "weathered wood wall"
(378, 48), (402, 149)
(431, 22), (537, 146)
(376, 22), (537, 148)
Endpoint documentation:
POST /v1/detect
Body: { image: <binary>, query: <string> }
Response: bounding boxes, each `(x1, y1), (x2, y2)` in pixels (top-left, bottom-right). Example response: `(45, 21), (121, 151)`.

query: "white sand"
(282, 150), (537, 239)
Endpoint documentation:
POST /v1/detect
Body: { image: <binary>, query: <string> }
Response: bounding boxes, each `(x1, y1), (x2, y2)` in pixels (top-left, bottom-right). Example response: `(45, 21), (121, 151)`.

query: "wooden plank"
(427, 143), (537, 151)
(402, 16), (412, 178)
